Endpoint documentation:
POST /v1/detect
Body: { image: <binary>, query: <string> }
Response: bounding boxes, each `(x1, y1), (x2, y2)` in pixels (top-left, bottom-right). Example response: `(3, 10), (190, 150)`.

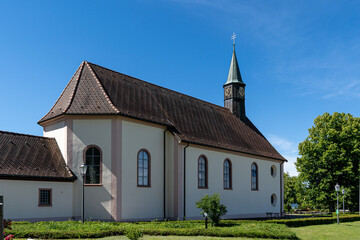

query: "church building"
(0, 44), (286, 221)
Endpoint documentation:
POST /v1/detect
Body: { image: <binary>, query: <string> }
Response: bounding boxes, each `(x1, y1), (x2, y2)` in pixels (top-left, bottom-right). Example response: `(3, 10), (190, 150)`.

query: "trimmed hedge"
(7, 220), (297, 239)
(266, 214), (360, 227)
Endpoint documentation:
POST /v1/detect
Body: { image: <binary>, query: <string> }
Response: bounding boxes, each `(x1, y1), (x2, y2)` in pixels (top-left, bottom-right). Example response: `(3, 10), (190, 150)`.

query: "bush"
(126, 227), (143, 240)
(6, 220), (297, 239)
(4, 219), (13, 240)
(196, 193), (227, 226)
(266, 214), (360, 227)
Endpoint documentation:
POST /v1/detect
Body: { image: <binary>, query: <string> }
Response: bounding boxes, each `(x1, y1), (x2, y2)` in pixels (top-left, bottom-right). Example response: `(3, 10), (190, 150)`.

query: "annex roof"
(39, 61), (286, 161)
(0, 131), (76, 181)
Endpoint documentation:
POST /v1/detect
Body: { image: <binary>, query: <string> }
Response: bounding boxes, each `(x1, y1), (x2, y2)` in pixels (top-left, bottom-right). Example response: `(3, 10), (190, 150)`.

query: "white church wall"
(0, 180), (73, 220)
(72, 119), (113, 220)
(185, 145), (281, 219)
(165, 131), (175, 219)
(43, 121), (67, 161)
(121, 119), (164, 220)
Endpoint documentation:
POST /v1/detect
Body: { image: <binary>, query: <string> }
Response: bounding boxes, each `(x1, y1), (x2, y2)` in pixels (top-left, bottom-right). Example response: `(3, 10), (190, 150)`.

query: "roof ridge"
(86, 61), (229, 112)
(63, 61), (85, 113)
(0, 130), (54, 140)
(38, 62), (85, 123)
(85, 62), (120, 113)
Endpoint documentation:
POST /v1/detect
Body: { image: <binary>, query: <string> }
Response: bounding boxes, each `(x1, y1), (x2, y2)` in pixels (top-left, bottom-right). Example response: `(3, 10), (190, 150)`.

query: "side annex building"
(0, 46), (286, 221)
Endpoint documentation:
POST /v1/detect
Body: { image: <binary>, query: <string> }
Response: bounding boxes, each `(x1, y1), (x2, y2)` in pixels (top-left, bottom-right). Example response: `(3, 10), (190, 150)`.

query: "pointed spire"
(225, 44), (243, 85)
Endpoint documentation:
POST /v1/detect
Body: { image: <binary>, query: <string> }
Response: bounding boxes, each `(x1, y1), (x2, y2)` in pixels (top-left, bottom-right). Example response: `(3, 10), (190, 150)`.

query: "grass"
(99, 236), (276, 240)
(292, 220), (360, 240)
(86, 221), (360, 240)
(82, 220), (360, 240)
(9, 219), (360, 239)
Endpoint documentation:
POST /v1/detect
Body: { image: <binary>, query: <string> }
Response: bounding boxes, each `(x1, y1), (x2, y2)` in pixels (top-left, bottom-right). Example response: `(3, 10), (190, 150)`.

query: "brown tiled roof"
(0, 131), (76, 181)
(39, 61), (286, 161)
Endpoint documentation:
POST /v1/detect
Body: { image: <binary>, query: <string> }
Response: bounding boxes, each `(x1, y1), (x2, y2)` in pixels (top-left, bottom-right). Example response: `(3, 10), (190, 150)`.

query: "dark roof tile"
(39, 62), (286, 161)
(0, 131), (76, 181)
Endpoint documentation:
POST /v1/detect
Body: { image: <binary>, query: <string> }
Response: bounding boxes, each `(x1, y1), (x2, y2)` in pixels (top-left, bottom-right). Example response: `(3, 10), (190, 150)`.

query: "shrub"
(126, 227), (143, 240)
(196, 193), (227, 226)
(4, 234), (14, 240)
(266, 214), (360, 227)
(6, 220), (297, 239)
(4, 219), (13, 240)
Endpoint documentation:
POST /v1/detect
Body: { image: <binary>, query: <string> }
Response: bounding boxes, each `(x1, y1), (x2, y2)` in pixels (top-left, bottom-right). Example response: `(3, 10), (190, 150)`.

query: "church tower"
(224, 41), (246, 121)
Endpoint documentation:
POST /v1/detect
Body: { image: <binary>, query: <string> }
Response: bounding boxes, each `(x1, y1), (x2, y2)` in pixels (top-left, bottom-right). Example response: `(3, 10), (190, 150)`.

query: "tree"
(296, 112), (360, 211)
(196, 193), (227, 226)
(284, 173), (313, 211)
(284, 173), (299, 211)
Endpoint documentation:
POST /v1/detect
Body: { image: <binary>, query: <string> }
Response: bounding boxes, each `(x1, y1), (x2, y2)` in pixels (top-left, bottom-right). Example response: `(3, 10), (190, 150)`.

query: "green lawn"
(95, 221), (360, 240)
(12, 220), (360, 240)
(100, 237), (270, 240)
(292, 220), (360, 240)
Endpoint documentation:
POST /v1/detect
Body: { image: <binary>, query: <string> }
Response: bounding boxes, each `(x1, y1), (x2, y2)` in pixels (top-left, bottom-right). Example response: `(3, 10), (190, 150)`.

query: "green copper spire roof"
(225, 44), (243, 85)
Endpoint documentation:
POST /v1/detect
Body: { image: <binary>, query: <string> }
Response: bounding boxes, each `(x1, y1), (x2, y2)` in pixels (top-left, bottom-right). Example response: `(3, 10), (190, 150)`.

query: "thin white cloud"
(169, 0), (360, 101)
(322, 80), (360, 99)
(266, 134), (299, 176)
(267, 134), (298, 154)
(282, 154), (299, 177)
(168, 0), (301, 46)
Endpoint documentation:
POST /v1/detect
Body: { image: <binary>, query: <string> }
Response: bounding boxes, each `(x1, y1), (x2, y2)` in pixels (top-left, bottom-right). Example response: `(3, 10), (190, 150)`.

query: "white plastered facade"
(6, 115), (283, 221)
(0, 180), (73, 221)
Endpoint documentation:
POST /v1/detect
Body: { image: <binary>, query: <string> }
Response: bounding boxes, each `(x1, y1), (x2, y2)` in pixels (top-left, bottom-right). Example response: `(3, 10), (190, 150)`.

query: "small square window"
(39, 189), (52, 207)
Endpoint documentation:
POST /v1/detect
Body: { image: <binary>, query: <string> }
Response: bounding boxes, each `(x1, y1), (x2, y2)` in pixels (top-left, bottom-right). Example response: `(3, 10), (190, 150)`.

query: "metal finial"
(231, 32), (236, 45)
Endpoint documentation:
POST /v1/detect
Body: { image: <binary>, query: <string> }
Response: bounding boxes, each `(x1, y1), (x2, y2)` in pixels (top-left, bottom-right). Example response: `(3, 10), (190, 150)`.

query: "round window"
(271, 165), (276, 177)
(271, 194), (277, 206)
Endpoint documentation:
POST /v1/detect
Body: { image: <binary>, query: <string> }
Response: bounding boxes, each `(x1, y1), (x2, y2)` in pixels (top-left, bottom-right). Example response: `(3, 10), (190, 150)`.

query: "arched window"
(138, 149), (151, 187)
(251, 163), (258, 190)
(223, 159), (232, 189)
(198, 155), (208, 188)
(84, 146), (102, 185)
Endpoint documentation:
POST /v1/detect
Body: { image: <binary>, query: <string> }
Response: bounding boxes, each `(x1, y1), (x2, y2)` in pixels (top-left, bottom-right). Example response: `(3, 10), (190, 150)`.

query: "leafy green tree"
(196, 193), (227, 226)
(284, 173), (314, 210)
(284, 173), (298, 211)
(296, 112), (360, 211)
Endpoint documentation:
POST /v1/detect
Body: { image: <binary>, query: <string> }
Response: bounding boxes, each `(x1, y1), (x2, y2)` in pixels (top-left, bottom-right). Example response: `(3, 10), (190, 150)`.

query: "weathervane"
(231, 32), (236, 45)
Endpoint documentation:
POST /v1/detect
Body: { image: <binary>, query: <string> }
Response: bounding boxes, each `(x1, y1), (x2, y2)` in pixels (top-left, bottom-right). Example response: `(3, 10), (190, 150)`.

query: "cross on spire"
(231, 32), (236, 45)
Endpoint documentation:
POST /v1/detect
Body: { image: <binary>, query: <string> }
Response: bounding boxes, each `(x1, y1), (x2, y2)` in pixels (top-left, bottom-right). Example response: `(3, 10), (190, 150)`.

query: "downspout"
(183, 142), (190, 220)
(280, 162), (283, 214)
(163, 129), (169, 220)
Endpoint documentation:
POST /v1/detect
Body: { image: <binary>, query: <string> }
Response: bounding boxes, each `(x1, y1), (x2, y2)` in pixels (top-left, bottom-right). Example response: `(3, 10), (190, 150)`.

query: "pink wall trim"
(281, 163), (284, 212)
(173, 139), (178, 218)
(111, 118), (122, 221)
(173, 142), (184, 219)
(66, 119), (73, 169)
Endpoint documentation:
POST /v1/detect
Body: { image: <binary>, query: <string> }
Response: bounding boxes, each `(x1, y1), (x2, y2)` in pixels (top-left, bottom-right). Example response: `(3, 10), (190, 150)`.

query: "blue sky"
(1, 0), (360, 176)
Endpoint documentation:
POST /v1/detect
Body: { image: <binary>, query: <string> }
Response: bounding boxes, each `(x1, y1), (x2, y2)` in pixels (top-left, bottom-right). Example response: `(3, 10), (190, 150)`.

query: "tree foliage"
(296, 112), (360, 211)
(196, 193), (227, 226)
(284, 173), (313, 211)
(284, 173), (300, 211)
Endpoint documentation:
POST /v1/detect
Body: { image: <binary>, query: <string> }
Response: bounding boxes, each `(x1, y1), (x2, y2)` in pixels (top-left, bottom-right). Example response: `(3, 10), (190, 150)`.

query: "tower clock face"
(239, 87), (245, 98)
(225, 87), (231, 98)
